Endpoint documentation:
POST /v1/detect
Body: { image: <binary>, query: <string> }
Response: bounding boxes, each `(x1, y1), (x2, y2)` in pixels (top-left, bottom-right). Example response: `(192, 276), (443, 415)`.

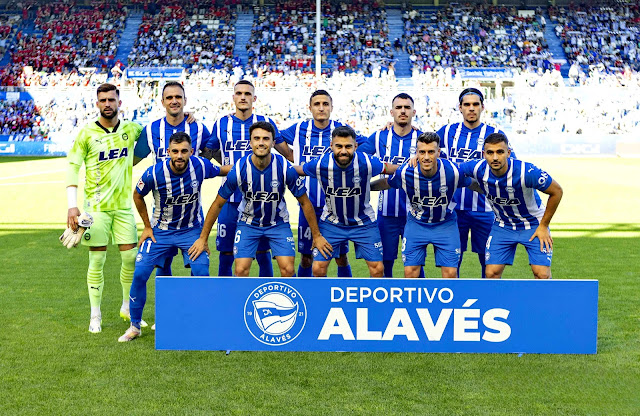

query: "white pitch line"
(0, 169), (66, 181)
(0, 180), (64, 186)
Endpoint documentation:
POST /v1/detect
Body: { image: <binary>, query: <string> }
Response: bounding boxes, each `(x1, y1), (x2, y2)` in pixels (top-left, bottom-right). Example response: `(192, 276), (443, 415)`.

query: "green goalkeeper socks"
(87, 251), (107, 309)
(120, 248), (137, 309)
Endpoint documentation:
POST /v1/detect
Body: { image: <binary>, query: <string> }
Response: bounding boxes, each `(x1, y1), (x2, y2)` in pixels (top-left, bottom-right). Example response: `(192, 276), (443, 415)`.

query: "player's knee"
(312, 262), (327, 277)
(300, 254), (313, 268)
(369, 262), (384, 278)
(441, 268), (457, 278)
(235, 264), (250, 277)
(280, 265), (295, 277)
(533, 268), (551, 279)
(336, 253), (349, 267)
(485, 269), (502, 279)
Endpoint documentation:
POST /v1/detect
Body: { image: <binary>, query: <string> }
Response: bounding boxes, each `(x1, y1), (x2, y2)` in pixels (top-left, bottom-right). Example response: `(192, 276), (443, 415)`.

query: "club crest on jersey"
(410, 146), (417, 154)
(352, 176), (361, 184)
(302, 145), (327, 157)
(224, 141), (251, 152)
(439, 186), (448, 194)
(477, 138), (485, 146)
(137, 178), (145, 191)
(326, 187), (361, 197)
(244, 282), (307, 346)
(505, 186), (515, 193)
(98, 148), (128, 161)
(84, 232), (91, 240)
(192, 180), (199, 189)
(270, 180), (279, 188)
(122, 133), (129, 141)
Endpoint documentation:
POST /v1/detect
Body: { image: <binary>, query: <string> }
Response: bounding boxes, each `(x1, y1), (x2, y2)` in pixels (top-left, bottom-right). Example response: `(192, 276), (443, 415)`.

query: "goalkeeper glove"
(60, 212), (94, 249)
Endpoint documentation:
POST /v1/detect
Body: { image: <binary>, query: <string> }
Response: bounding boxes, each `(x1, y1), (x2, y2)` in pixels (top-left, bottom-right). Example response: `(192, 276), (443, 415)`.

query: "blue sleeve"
(524, 163), (553, 191)
(269, 118), (283, 144)
(200, 125), (212, 151)
(281, 124), (297, 145)
(459, 175), (472, 188)
(205, 122), (220, 150)
(370, 155), (385, 176)
(218, 166), (238, 199)
(133, 127), (151, 159)
(203, 158), (221, 179)
(386, 166), (403, 189)
(302, 156), (320, 178)
(435, 125), (446, 140)
(459, 161), (477, 178)
(135, 167), (154, 197)
(358, 133), (376, 155)
(286, 165), (307, 198)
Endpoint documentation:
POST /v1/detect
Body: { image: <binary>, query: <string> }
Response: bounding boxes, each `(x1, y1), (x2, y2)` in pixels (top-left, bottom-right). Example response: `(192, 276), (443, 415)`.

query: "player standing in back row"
(202, 80), (294, 277)
(436, 88), (515, 278)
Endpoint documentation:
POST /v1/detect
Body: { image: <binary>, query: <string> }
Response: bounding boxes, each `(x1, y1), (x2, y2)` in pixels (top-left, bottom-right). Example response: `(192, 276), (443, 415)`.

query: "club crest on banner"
(244, 282), (307, 346)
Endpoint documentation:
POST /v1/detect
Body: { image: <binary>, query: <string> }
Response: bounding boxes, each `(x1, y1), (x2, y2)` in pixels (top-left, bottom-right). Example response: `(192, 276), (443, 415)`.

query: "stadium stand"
(402, 4), (552, 73)
(0, 99), (47, 139)
(127, 1), (237, 72)
(551, 4), (640, 74)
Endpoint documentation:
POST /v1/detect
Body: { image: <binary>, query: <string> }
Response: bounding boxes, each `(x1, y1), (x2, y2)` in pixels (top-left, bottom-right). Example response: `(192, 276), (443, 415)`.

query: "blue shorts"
(456, 210), (494, 253)
(234, 222), (296, 259)
(216, 202), (270, 253)
(401, 216), (461, 268)
(485, 225), (553, 267)
(298, 206), (349, 256)
(136, 227), (209, 270)
(313, 221), (383, 262)
(377, 214), (406, 261)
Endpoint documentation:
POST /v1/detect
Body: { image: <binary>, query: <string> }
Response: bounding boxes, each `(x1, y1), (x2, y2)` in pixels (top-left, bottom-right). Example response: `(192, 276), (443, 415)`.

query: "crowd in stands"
(0, 15), (20, 56)
(551, 4), (640, 73)
(0, 99), (47, 139)
(246, 0), (392, 76)
(1, 0), (127, 85)
(127, 2), (237, 71)
(402, 4), (551, 72)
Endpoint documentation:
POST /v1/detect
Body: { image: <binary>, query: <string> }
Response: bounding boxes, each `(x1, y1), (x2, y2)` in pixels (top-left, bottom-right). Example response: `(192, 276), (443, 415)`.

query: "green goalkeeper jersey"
(67, 120), (143, 212)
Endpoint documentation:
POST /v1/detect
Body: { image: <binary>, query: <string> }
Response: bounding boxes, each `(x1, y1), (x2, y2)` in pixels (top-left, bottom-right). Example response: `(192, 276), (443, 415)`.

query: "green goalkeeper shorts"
(81, 209), (137, 247)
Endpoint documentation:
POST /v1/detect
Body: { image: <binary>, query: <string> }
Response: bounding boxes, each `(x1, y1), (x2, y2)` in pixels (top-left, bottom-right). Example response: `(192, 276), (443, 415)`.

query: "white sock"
(91, 306), (101, 316)
(121, 300), (129, 311)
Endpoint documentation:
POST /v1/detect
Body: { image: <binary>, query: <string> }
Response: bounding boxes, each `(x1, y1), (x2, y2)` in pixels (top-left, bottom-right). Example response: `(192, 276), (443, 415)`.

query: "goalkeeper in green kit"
(62, 83), (148, 333)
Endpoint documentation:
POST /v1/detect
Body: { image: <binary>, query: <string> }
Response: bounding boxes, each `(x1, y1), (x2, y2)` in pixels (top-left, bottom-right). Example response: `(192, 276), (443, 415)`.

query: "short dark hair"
(484, 132), (508, 147)
(458, 87), (484, 104)
(417, 132), (440, 146)
(97, 83), (119, 97)
(310, 89), (332, 104)
(331, 125), (356, 141)
(169, 131), (192, 145)
(235, 80), (255, 90)
(162, 81), (185, 96)
(250, 121), (275, 139)
(392, 93), (414, 105)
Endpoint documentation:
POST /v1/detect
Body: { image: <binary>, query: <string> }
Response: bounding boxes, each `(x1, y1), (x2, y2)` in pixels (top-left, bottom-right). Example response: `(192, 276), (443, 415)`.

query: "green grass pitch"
(0, 156), (638, 415)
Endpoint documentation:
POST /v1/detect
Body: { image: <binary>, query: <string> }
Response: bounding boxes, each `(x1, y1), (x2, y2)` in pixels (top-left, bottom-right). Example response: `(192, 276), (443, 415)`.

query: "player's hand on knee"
(188, 237), (208, 261)
(67, 207), (81, 230)
(530, 225), (553, 253)
(312, 235), (333, 259)
(138, 227), (156, 248)
(59, 212), (93, 249)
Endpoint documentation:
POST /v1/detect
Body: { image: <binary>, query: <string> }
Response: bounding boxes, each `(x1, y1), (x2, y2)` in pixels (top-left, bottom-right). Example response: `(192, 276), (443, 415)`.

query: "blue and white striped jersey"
(436, 122), (514, 213)
(359, 128), (423, 217)
(282, 119), (367, 208)
(136, 156), (221, 230)
(387, 159), (471, 224)
(205, 114), (283, 203)
(134, 117), (211, 162)
(303, 152), (386, 226)
(459, 159), (552, 231)
(218, 154), (306, 227)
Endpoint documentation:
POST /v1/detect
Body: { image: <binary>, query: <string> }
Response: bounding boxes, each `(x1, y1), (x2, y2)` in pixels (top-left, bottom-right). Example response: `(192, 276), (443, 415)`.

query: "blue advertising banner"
(125, 67), (184, 79)
(458, 67), (515, 79)
(156, 278), (598, 354)
(0, 141), (67, 156)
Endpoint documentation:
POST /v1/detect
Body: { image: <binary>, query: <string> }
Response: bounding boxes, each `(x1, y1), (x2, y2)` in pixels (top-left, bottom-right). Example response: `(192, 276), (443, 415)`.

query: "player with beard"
(63, 83), (145, 333)
(293, 126), (400, 278)
(118, 132), (230, 341)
